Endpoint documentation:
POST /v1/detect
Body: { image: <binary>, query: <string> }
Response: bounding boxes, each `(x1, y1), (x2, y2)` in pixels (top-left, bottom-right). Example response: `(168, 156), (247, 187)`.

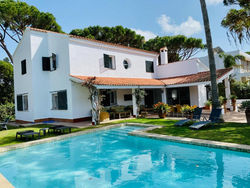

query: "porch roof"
(70, 75), (165, 86)
(159, 68), (233, 86)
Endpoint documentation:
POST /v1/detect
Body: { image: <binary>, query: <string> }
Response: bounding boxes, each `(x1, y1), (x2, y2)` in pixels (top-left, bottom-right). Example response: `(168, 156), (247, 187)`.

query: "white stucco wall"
(155, 59), (208, 79)
(198, 84), (207, 107)
(189, 85), (207, 107)
(116, 89), (133, 106)
(13, 30), (34, 122)
(189, 86), (199, 107)
(68, 39), (158, 79)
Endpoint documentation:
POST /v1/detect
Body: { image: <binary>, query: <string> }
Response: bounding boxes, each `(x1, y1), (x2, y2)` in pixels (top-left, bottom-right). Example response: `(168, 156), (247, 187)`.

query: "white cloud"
(157, 14), (202, 36)
(131, 28), (157, 41)
(206, 0), (223, 5)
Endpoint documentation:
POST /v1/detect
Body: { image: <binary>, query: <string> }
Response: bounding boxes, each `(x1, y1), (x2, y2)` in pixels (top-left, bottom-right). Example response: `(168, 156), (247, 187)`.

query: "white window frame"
(51, 92), (59, 110)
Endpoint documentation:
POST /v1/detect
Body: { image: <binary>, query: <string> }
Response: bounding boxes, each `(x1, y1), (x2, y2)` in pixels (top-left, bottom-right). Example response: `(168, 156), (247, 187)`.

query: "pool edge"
(128, 124), (250, 153)
(0, 173), (14, 188)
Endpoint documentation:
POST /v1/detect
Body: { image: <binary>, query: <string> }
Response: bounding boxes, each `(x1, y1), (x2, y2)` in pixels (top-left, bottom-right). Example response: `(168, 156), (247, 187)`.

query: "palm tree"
(200, 0), (220, 109)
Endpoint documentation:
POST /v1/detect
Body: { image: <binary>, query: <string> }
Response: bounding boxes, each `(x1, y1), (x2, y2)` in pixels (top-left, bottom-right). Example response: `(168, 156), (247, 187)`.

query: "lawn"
(0, 123), (114, 147)
(0, 118), (249, 147)
(118, 118), (250, 145)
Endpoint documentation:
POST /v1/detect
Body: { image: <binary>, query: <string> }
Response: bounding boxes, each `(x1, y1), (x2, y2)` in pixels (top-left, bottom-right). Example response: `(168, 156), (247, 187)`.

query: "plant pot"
(245, 108), (250, 125)
(158, 112), (167, 118)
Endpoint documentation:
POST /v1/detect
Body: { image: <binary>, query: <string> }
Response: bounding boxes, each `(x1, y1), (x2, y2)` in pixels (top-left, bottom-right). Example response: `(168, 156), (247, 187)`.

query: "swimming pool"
(0, 125), (250, 188)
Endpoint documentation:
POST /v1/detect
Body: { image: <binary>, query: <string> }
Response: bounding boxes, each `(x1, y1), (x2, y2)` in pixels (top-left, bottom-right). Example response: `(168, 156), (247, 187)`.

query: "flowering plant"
(153, 102), (171, 114)
(180, 105), (196, 114)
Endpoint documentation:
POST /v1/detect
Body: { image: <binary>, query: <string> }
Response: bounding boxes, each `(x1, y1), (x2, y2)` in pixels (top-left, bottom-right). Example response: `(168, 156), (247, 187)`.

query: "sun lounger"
(189, 108), (222, 129)
(16, 130), (40, 140)
(48, 125), (65, 134)
(175, 108), (203, 126)
(55, 126), (72, 134)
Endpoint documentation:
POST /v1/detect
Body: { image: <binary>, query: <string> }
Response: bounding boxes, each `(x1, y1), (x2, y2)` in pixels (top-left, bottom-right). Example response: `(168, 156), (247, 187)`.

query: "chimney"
(160, 47), (168, 65)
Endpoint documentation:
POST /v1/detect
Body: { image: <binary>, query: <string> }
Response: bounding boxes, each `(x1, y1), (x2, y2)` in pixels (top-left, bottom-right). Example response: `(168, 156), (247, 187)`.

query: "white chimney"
(160, 47), (168, 65)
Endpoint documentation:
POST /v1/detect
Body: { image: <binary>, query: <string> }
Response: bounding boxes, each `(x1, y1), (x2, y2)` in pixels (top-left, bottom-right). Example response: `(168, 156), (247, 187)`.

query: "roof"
(159, 68), (233, 85)
(29, 27), (158, 55)
(70, 68), (232, 87)
(70, 75), (165, 86)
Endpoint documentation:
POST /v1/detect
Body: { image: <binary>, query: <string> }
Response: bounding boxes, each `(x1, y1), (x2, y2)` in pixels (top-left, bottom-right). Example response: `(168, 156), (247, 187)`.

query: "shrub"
(180, 105), (196, 114)
(219, 96), (227, 105)
(240, 101), (250, 110)
(153, 102), (171, 114)
(204, 100), (211, 107)
(231, 81), (250, 99)
(0, 102), (15, 121)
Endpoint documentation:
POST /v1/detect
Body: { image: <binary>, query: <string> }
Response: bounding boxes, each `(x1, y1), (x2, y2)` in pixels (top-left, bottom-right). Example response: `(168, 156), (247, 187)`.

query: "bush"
(0, 102), (15, 121)
(240, 101), (250, 110)
(231, 81), (250, 99)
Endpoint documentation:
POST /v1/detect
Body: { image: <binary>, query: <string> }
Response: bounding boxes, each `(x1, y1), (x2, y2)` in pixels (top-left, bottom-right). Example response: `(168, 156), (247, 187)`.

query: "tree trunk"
(200, 0), (220, 109)
(0, 40), (13, 64)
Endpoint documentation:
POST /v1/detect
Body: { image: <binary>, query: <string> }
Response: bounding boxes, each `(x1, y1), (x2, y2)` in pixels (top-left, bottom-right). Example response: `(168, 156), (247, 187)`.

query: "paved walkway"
(223, 111), (247, 123)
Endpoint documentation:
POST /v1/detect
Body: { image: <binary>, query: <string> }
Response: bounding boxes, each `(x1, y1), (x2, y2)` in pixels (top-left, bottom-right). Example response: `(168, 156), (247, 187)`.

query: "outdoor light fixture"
(172, 89), (177, 100)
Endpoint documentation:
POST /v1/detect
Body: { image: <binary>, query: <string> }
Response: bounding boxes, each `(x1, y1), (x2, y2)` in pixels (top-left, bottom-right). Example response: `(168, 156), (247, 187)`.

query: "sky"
(1, 0), (249, 60)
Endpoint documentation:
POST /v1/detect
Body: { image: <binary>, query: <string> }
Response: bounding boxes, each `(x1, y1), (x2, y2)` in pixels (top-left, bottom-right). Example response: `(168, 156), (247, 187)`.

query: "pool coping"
(0, 173), (14, 188)
(128, 123), (250, 153)
(0, 123), (250, 154)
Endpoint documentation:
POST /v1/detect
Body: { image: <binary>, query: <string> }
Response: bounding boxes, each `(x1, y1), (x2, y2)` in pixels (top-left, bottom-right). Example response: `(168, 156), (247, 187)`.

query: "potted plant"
(230, 95), (237, 111)
(219, 96), (227, 113)
(204, 100), (212, 110)
(181, 105), (195, 119)
(240, 101), (250, 124)
(153, 102), (171, 118)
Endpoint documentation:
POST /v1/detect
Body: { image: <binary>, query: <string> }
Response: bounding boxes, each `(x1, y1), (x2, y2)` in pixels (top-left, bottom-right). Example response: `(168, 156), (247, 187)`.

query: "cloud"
(157, 15), (202, 36)
(131, 28), (157, 41)
(206, 0), (223, 5)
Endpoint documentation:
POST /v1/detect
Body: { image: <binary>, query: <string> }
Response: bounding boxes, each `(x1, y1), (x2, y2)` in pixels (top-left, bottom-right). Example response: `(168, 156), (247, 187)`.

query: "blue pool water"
(0, 125), (250, 188)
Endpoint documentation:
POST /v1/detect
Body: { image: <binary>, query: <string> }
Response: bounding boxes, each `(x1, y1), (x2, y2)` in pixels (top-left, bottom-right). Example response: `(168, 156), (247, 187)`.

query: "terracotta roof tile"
(70, 75), (165, 86)
(29, 27), (158, 55)
(159, 68), (233, 85)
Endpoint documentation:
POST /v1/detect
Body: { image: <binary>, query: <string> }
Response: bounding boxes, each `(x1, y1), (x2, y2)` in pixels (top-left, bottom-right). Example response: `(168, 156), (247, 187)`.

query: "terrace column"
(132, 88), (138, 117)
(224, 77), (231, 109)
(162, 88), (167, 103)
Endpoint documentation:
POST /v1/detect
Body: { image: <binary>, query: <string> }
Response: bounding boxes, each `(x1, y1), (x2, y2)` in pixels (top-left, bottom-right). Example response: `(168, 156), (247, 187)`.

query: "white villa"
(13, 28), (233, 123)
(199, 49), (250, 84)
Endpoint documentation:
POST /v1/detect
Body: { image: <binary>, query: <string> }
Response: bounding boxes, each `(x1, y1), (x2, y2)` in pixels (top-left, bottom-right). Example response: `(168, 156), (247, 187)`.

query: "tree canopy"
(0, 60), (13, 104)
(70, 25), (145, 49)
(219, 52), (245, 68)
(221, 0), (250, 44)
(143, 35), (205, 62)
(0, 0), (62, 63)
(70, 26), (205, 63)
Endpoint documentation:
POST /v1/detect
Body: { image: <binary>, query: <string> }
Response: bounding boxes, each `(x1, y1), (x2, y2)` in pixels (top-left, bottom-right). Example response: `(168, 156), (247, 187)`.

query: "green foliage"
(143, 35), (205, 62)
(231, 81), (250, 99)
(0, 102), (15, 121)
(0, 0), (62, 63)
(70, 25), (145, 49)
(218, 82), (226, 97)
(230, 94), (237, 100)
(219, 52), (245, 68)
(0, 60), (13, 104)
(204, 100), (212, 107)
(221, 0), (250, 44)
(133, 89), (146, 106)
(219, 96), (227, 105)
(180, 105), (196, 114)
(241, 101), (250, 109)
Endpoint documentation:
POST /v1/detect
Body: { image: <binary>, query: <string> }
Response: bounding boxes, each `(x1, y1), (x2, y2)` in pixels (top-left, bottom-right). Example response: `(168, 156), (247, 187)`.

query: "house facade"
(199, 50), (250, 84)
(13, 28), (233, 123)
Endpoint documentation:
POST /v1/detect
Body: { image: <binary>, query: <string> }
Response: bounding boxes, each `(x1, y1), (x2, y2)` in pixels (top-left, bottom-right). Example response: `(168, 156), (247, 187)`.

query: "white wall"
(189, 86), (199, 106)
(117, 89), (133, 106)
(156, 59), (208, 79)
(198, 84), (207, 107)
(69, 39), (158, 79)
(13, 30), (34, 122)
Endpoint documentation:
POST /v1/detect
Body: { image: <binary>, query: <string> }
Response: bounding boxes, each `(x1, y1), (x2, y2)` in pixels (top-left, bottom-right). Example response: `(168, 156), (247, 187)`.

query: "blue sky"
(1, 0), (249, 60)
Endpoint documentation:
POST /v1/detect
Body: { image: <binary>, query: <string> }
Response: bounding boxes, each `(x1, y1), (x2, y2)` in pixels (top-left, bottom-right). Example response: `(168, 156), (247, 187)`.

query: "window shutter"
(42, 57), (51, 71)
(21, 60), (26, 75)
(58, 90), (67, 110)
(52, 53), (57, 70)
(17, 95), (23, 111)
(104, 54), (110, 68)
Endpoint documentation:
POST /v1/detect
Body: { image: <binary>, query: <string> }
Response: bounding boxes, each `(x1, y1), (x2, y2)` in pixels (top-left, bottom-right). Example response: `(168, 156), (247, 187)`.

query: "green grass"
(117, 118), (250, 145)
(1, 118), (249, 147)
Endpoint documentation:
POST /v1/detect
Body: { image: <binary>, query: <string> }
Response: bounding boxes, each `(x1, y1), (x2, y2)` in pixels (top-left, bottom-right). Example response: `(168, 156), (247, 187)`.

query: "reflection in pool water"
(0, 126), (250, 188)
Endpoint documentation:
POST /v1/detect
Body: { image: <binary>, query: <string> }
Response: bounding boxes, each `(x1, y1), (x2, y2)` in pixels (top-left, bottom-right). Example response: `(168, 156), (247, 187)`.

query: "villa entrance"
(167, 87), (190, 105)
(144, 89), (162, 108)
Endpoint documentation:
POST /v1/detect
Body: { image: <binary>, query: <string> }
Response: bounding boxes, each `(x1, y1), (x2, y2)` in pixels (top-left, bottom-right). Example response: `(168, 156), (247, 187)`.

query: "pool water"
(0, 125), (250, 188)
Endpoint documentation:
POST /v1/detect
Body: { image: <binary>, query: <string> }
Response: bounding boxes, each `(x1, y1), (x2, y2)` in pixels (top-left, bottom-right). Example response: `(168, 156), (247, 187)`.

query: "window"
(17, 94), (28, 111)
(124, 94), (132, 101)
(123, 60), (129, 69)
(21, 60), (26, 75)
(145, 61), (154, 73)
(51, 90), (67, 110)
(104, 54), (115, 69)
(100, 90), (117, 106)
(42, 53), (57, 71)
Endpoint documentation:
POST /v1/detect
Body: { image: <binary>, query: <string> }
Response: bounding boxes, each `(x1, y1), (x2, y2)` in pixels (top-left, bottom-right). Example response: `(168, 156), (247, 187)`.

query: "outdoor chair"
(175, 107), (203, 126)
(0, 118), (9, 131)
(54, 126), (72, 134)
(189, 108), (222, 130)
